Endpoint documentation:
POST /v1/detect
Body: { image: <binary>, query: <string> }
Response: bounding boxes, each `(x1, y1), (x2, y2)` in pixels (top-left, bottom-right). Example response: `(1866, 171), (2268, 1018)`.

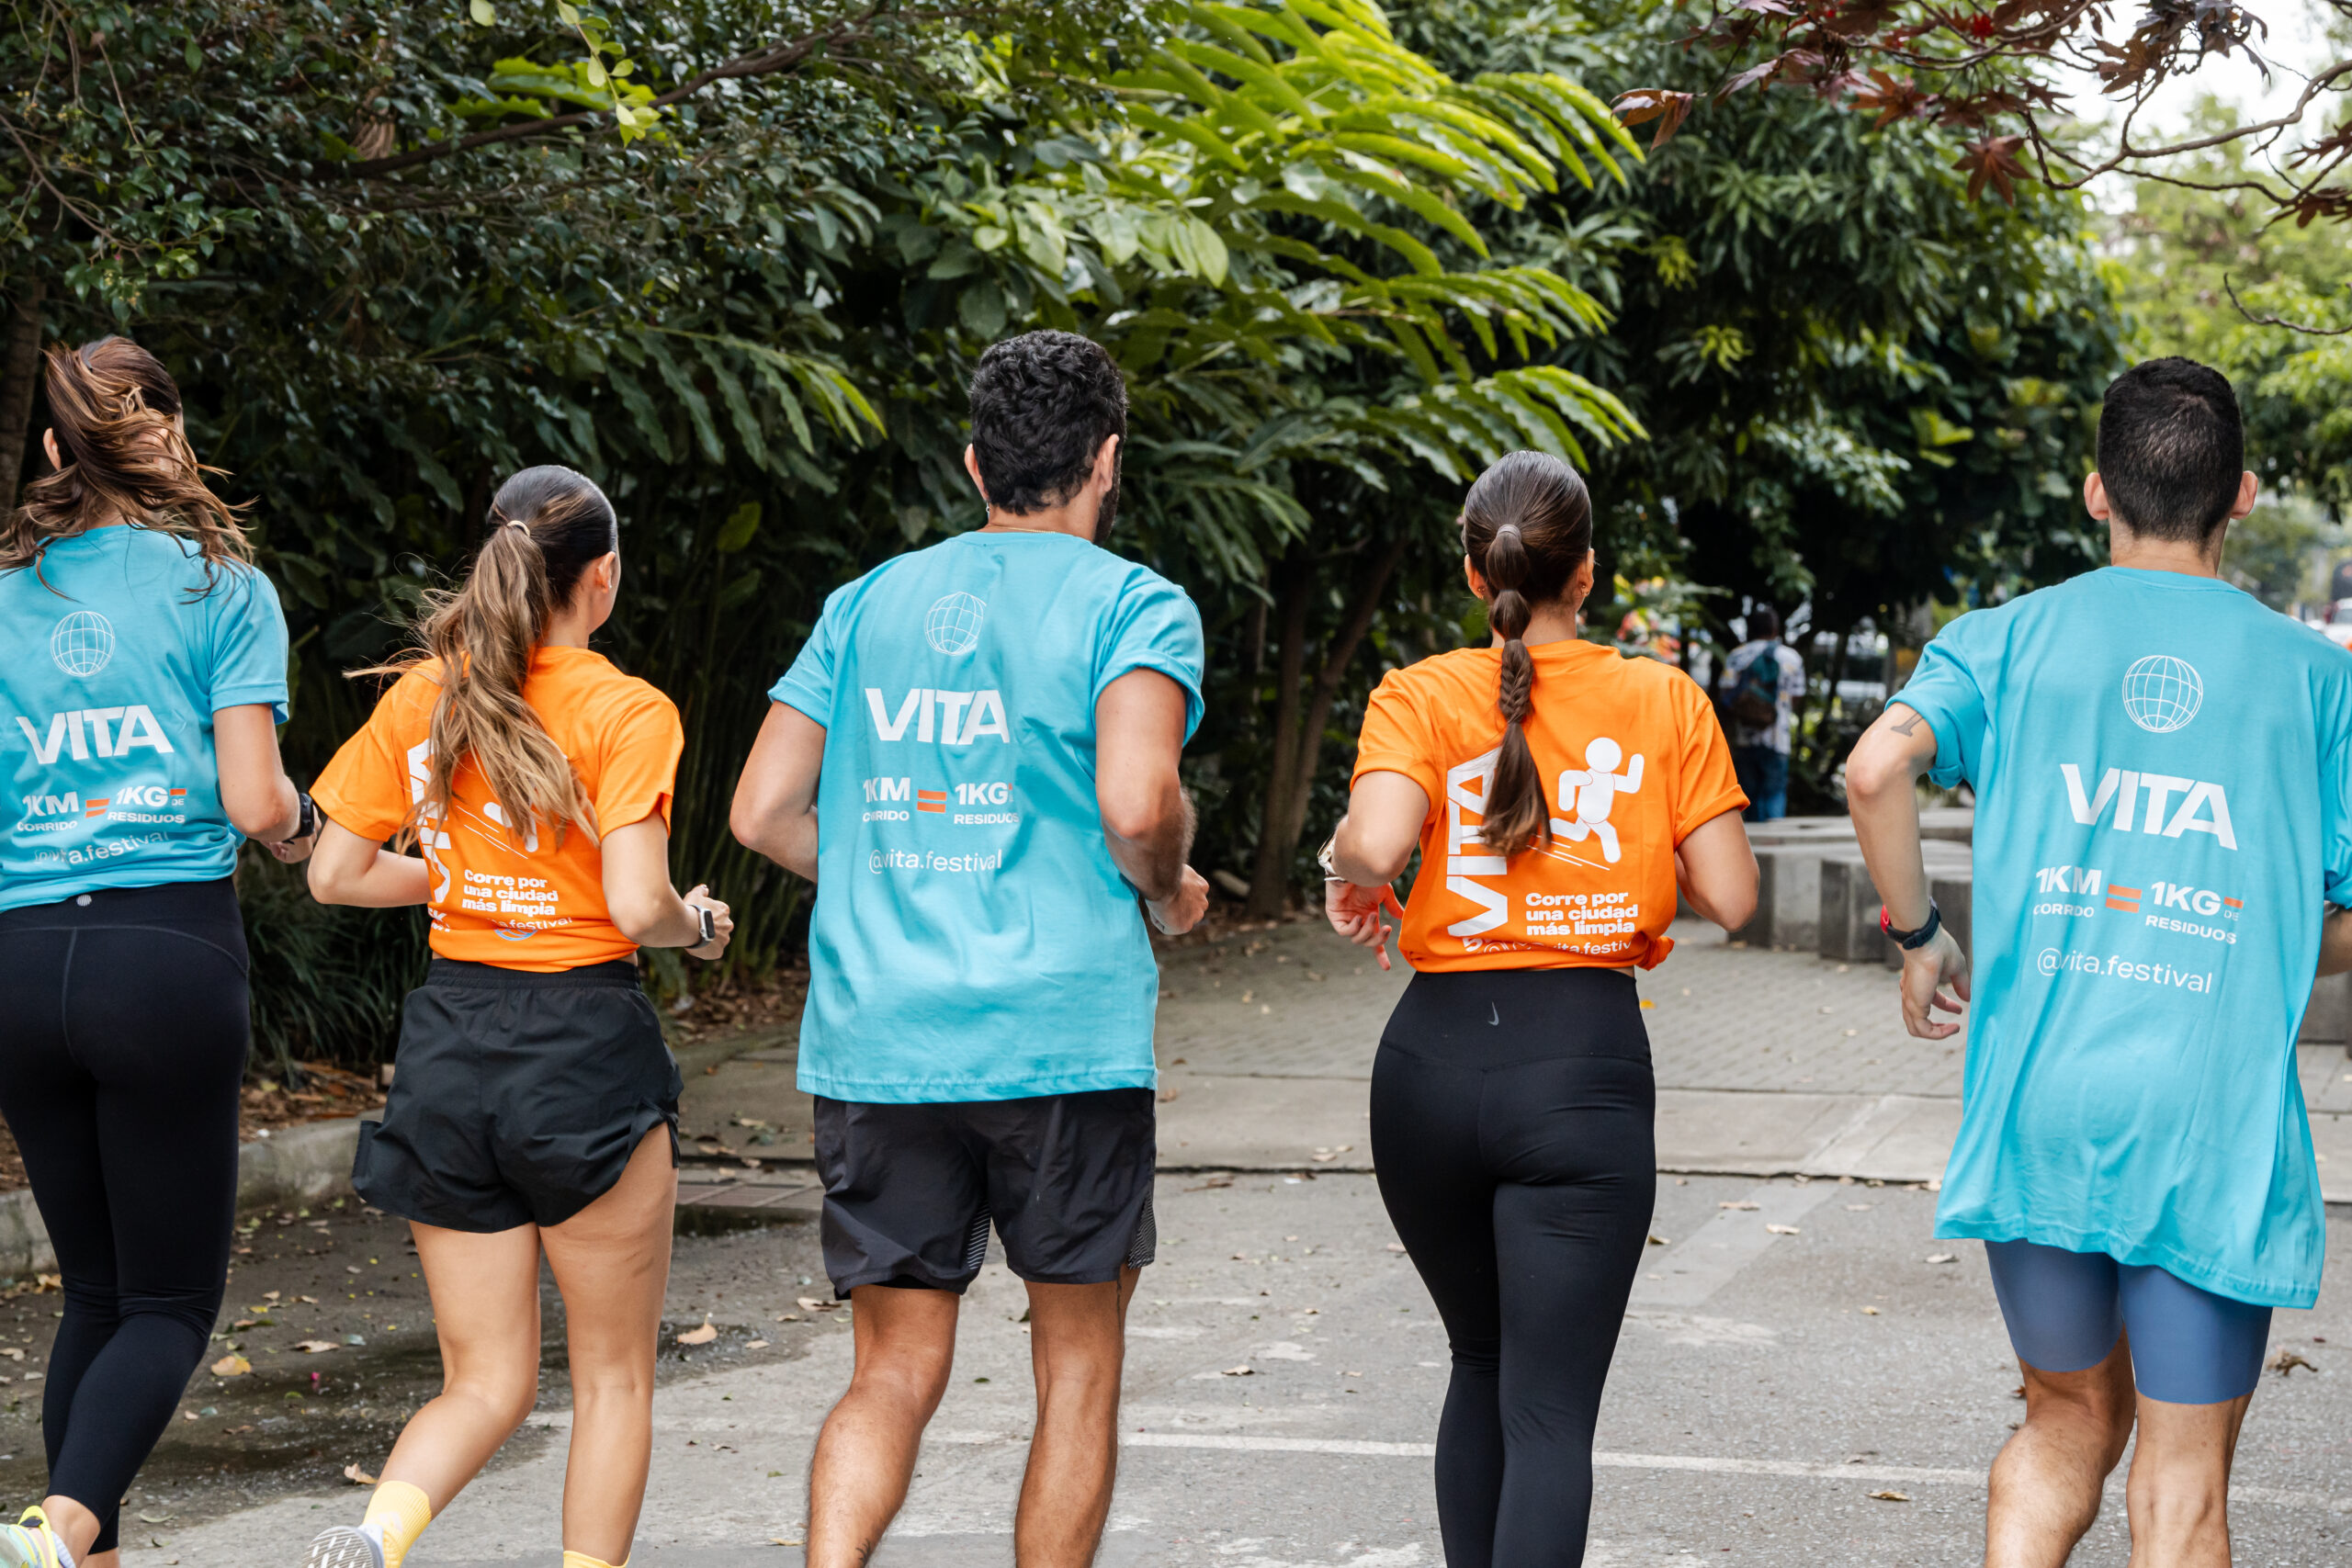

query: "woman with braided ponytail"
(302, 467), (732, 1568)
(1320, 450), (1758, 1567)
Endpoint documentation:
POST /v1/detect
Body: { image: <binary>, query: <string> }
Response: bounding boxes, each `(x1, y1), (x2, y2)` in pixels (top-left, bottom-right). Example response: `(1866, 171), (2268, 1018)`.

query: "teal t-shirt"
(0, 526), (289, 910)
(1898, 567), (2352, 1308)
(774, 531), (1205, 1102)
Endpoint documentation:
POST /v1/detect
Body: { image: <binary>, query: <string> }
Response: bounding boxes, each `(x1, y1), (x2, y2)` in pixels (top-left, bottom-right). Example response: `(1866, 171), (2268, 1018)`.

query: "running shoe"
(0, 1507), (67, 1568)
(303, 1522), (386, 1568)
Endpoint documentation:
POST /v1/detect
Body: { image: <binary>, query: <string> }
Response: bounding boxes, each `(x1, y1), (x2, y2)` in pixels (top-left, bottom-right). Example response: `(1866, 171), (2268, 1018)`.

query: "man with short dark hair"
(1717, 603), (1805, 820)
(730, 330), (1208, 1567)
(1847, 355), (2352, 1567)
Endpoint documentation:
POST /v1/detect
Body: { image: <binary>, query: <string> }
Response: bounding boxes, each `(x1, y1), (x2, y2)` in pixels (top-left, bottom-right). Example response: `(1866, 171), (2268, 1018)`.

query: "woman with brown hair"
(1321, 450), (1758, 1567)
(302, 466), (732, 1568)
(0, 337), (313, 1568)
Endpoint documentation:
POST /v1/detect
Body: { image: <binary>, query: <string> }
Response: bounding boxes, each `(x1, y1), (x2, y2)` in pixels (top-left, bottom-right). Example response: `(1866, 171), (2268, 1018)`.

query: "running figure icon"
(1551, 736), (1644, 863)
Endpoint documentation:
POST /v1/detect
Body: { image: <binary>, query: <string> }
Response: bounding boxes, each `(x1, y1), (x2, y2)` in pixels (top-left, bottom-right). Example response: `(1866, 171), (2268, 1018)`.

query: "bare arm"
(1324, 771), (1430, 970)
(1674, 809), (1757, 931)
(1096, 667), (1207, 934)
(1846, 701), (1969, 1039)
(602, 816), (732, 959)
(2323, 907), (2352, 978)
(306, 818), (433, 907)
(215, 704), (311, 860)
(730, 702), (826, 883)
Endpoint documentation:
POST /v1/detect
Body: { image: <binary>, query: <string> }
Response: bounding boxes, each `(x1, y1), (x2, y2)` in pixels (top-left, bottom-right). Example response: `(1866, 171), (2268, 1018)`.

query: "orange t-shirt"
(311, 646), (684, 972)
(1352, 639), (1746, 972)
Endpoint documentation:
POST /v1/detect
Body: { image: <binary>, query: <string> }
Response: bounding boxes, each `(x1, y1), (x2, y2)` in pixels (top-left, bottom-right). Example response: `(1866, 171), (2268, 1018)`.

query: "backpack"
(1727, 643), (1784, 730)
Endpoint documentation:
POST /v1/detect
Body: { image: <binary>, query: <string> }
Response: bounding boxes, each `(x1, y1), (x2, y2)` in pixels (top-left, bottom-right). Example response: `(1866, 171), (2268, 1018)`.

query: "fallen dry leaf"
(0, 1348), (23, 1360)
(1720, 1201), (1760, 1211)
(1765, 1224), (1801, 1235)
(293, 1339), (339, 1354)
(745, 1339), (770, 1350)
(1869, 1490), (1910, 1503)
(770, 1540), (802, 1548)
(1185, 1175), (1233, 1192)
(344, 1464), (378, 1486)
(1860, 1306), (1881, 1315)
(796, 1296), (842, 1312)
(210, 1355), (251, 1378)
(1925, 1253), (1957, 1265)
(1220, 1366), (1254, 1377)
(1646, 1234), (1670, 1247)
(675, 1318), (719, 1346)
(1385, 1243), (1407, 1254)
(2269, 1348), (2318, 1377)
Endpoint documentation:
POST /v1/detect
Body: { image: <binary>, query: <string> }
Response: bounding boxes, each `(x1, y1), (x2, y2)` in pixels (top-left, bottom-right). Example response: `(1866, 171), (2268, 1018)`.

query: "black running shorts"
(813, 1089), (1157, 1295)
(355, 958), (681, 1232)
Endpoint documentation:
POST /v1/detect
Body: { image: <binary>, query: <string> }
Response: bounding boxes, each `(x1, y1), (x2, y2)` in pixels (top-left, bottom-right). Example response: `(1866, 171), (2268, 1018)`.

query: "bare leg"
(2123, 1389), (2251, 1568)
(35, 1497), (100, 1563)
(1013, 1269), (1137, 1568)
(378, 1221), (546, 1510)
(539, 1128), (677, 1564)
(1985, 1336), (2136, 1568)
(807, 1285), (959, 1568)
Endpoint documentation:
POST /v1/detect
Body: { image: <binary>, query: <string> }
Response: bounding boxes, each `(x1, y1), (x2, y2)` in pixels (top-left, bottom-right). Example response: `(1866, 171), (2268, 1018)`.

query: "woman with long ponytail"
(0, 338), (312, 1568)
(1320, 450), (1759, 1567)
(302, 467), (733, 1568)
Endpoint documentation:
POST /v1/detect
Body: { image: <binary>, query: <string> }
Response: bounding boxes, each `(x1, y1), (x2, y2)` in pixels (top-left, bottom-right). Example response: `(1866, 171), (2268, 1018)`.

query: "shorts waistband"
(424, 957), (642, 990)
(1380, 966), (1650, 1070)
(0, 876), (242, 935)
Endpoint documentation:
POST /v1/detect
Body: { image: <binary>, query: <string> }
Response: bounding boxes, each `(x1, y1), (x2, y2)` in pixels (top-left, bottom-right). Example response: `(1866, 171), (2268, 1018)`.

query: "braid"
(1480, 523), (1549, 860)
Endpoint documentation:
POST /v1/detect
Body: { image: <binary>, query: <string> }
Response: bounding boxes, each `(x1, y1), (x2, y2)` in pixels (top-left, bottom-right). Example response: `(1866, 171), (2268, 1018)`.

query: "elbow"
(1844, 744), (1905, 808)
(607, 892), (669, 948)
(1101, 795), (1174, 847)
(729, 798), (763, 858)
(304, 858), (352, 908)
(1712, 883), (1759, 933)
(226, 796), (283, 841)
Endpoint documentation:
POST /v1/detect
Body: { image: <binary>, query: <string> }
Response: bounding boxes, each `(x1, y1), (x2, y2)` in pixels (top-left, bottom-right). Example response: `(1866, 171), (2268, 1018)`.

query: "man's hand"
(1898, 926), (1971, 1040)
(1326, 879), (1406, 971)
(1146, 866), (1210, 936)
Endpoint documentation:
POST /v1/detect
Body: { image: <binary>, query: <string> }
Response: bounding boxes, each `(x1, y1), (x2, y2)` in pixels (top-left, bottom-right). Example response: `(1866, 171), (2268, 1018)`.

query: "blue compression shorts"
(1984, 1239), (2271, 1405)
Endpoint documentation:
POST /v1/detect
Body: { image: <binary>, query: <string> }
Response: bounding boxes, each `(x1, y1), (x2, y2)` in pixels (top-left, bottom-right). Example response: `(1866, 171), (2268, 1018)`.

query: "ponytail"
(6, 337), (253, 587)
(359, 466), (618, 852)
(1457, 449), (1595, 862)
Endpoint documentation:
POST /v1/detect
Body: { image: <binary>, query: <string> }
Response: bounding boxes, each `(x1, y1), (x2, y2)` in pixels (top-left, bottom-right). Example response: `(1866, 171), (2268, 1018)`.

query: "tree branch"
(2222, 273), (2352, 335)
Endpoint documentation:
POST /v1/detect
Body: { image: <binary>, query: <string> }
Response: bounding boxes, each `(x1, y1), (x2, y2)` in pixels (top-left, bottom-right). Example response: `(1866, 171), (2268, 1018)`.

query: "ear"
(963, 445), (990, 509)
(1463, 553), (1487, 601)
(2228, 469), (2259, 521)
(1574, 548), (1597, 601)
(2083, 471), (2112, 523)
(40, 429), (61, 470)
(1092, 433), (1121, 489)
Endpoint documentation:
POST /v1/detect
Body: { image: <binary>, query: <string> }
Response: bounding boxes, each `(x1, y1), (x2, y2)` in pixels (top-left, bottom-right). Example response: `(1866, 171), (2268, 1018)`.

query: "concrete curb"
(0, 1028), (787, 1280)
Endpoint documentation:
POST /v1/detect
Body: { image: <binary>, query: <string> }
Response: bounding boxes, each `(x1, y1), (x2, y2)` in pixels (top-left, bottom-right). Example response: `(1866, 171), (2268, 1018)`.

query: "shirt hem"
(1932, 1213), (2317, 1310)
(796, 1067), (1158, 1104)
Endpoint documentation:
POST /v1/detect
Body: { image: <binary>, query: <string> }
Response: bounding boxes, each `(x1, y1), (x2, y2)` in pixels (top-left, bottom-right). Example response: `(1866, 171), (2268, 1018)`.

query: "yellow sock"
(560, 1552), (627, 1568)
(362, 1480), (434, 1568)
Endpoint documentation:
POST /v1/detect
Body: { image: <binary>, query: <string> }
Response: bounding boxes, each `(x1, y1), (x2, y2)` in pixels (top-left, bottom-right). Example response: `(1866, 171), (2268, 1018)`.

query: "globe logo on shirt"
(924, 592), (987, 656)
(50, 611), (115, 677)
(2120, 655), (2202, 734)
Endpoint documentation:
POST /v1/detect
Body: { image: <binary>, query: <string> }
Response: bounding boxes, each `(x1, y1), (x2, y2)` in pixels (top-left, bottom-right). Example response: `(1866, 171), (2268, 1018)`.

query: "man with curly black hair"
(732, 330), (1208, 1567)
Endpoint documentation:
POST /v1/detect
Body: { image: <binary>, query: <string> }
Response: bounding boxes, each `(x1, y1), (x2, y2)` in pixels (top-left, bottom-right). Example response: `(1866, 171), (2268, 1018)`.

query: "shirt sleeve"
(1352, 668), (1442, 809)
(1095, 573), (1206, 741)
(2321, 670), (2352, 908)
(1671, 671), (1748, 840)
(1892, 629), (1988, 790)
(593, 688), (686, 836)
(771, 589), (844, 727)
(310, 673), (430, 844)
(204, 564), (290, 720)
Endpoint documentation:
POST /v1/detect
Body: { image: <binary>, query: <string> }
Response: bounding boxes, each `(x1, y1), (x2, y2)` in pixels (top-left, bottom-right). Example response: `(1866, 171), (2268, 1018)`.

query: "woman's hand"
(1326, 879), (1406, 971)
(263, 828), (317, 864)
(683, 884), (734, 961)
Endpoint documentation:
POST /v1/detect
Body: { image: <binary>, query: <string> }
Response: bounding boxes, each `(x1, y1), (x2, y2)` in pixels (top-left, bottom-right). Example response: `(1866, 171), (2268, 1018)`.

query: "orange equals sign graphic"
(168, 788), (187, 798)
(915, 789), (947, 815)
(2106, 883), (2141, 912)
(2222, 897), (2242, 909)
(82, 798), (108, 818)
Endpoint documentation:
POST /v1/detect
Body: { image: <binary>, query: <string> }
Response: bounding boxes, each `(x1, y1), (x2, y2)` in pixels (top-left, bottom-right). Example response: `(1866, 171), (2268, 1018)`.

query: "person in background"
(0, 337), (313, 1568)
(301, 466), (731, 1568)
(1717, 604), (1805, 821)
(731, 330), (1206, 1568)
(1321, 449), (1757, 1568)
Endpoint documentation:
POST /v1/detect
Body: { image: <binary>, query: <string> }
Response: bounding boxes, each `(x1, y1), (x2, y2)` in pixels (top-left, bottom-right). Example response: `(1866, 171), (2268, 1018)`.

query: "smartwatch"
(1880, 899), (1942, 951)
(277, 791), (317, 845)
(695, 903), (717, 947)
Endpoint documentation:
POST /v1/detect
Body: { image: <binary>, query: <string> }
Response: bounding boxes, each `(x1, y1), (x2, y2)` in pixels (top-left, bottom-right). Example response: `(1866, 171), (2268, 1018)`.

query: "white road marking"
(1629, 1181), (1833, 1308)
(1114, 1434), (2352, 1513)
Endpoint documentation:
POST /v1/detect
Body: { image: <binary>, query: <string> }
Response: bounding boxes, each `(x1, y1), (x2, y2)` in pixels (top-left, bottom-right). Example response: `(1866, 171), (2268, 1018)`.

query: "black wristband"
(1880, 899), (1941, 950)
(277, 791), (316, 845)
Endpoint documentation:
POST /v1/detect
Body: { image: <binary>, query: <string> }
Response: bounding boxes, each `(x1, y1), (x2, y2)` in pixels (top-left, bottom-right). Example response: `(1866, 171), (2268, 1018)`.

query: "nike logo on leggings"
(1489, 1003), (1499, 1026)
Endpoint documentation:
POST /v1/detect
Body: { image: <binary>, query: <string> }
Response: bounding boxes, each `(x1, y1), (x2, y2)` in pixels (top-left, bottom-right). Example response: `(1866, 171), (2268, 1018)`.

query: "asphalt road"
(119, 1169), (2352, 1568)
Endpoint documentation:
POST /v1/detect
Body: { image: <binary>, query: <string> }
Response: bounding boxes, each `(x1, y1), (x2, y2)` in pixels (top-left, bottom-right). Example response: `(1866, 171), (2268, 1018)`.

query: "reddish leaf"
(1952, 134), (2028, 205)
(1613, 88), (1695, 146)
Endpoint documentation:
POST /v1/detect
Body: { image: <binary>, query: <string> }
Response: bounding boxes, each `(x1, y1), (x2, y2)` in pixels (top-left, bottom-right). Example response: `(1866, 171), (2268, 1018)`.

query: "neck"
(542, 606), (596, 649)
(2109, 520), (2224, 579)
(979, 499), (1098, 540)
(1491, 598), (1583, 649)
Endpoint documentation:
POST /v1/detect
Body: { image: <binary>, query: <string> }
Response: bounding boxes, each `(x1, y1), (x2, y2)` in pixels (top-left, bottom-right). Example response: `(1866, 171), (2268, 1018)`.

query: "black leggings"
(1370, 967), (1656, 1568)
(0, 880), (248, 1554)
